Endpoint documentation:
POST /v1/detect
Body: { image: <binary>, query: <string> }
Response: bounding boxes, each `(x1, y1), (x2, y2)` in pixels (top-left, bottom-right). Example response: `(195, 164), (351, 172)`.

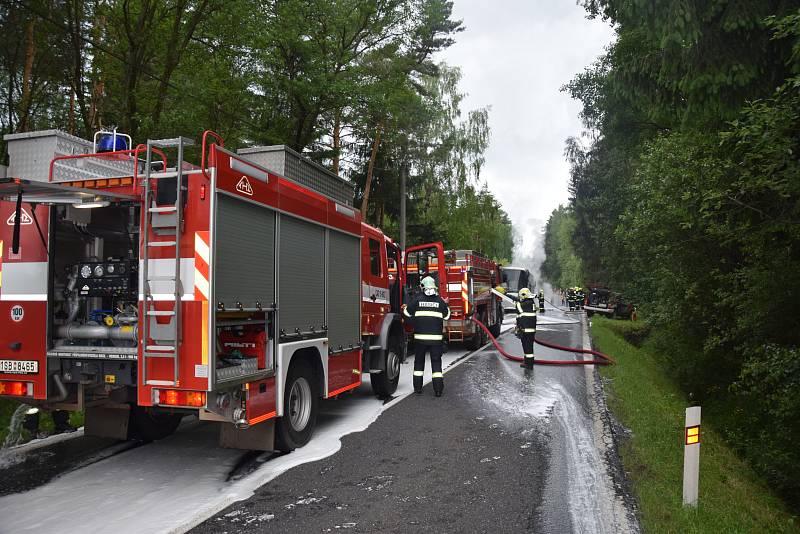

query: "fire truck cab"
(0, 129), (404, 451)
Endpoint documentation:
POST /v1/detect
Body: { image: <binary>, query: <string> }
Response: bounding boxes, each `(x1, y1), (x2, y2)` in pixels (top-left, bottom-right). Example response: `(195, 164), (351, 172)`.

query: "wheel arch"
(277, 339), (328, 417)
(371, 313), (403, 371)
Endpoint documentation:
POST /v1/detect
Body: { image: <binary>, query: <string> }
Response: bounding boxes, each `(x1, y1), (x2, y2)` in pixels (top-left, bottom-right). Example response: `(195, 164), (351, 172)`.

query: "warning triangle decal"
(236, 176), (254, 196)
(6, 208), (33, 226)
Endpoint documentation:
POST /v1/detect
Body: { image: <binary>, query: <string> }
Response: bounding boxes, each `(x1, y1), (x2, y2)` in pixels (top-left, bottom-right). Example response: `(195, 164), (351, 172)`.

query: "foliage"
(545, 1), (800, 506)
(0, 0), (512, 260)
(540, 205), (584, 289)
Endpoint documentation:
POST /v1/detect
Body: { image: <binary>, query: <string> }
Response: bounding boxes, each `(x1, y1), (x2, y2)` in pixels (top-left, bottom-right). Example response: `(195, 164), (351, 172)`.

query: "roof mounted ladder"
(141, 137), (195, 387)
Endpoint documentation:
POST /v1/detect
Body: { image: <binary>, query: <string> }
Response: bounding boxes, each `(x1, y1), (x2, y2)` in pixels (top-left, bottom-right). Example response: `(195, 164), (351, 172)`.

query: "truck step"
(147, 241), (177, 247)
(145, 352), (177, 358)
(149, 169), (203, 179)
(146, 310), (175, 316)
(149, 206), (177, 213)
(146, 345), (175, 352)
(150, 137), (195, 148)
(146, 380), (177, 386)
(147, 276), (176, 282)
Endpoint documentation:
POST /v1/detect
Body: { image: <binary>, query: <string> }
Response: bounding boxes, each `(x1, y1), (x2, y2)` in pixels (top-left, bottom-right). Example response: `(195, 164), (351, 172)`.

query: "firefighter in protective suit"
(403, 276), (450, 397)
(537, 289), (545, 313)
(516, 287), (538, 369)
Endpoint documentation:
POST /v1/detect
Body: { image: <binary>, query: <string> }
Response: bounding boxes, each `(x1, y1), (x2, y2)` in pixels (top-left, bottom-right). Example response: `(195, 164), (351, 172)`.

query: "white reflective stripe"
(194, 233), (210, 265)
(413, 371), (424, 377)
(431, 372), (443, 378)
(448, 283), (462, 292)
(403, 308), (412, 318)
(443, 310), (451, 320)
(0, 293), (47, 301)
(139, 293), (196, 301)
(194, 269), (209, 300)
(519, 312), (537, 317)
(415, 310), (443, 318)
(524, 354), (535, 359)
(516, 302), (523, 312)
(414, 334), (443, 340)
(523, 328), (537, 333)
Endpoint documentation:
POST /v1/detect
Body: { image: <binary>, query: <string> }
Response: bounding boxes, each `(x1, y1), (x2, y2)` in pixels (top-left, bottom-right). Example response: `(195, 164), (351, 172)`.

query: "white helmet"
(421, 276), (437, 296)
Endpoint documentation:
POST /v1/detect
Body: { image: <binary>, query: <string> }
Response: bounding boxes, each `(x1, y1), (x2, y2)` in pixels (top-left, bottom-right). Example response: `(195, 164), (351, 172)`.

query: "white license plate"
(0, 359), (39, 374)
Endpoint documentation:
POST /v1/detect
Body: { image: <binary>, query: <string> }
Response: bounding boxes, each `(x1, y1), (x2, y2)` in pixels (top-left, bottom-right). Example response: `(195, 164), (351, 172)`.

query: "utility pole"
(400, 161), (406, 250)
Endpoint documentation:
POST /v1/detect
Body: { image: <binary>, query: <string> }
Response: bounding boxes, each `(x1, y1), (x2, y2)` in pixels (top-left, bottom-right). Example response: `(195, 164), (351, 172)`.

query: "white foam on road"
(0, 336), (503, 534)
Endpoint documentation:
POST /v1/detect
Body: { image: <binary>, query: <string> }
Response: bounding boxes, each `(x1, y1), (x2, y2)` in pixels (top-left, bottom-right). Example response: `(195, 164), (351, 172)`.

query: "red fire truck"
(404, 244), (503, 349)
(0, 129), (405, 451)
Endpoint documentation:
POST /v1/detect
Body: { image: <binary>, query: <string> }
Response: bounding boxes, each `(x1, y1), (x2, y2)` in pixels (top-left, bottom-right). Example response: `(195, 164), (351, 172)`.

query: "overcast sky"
(437, 1), (614, 272)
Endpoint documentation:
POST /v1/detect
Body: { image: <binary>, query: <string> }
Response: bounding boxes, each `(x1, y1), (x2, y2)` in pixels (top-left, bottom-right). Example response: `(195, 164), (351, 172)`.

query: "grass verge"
(592, 317), (798, 533)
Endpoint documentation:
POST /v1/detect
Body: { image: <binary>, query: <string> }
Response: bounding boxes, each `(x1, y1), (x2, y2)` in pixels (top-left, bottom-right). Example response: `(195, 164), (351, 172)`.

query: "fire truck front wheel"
(275, 359), (319, 452)
(370, 347), (401, 399)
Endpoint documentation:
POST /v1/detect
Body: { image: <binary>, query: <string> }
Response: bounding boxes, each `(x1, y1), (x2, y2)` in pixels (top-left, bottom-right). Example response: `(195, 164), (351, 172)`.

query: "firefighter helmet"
(421, 276), (437, 296)
(519, 287), (533, 300)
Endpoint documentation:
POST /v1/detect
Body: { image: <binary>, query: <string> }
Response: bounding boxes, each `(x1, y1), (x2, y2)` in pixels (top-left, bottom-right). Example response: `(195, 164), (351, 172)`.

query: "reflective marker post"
(683, 406), (701, 507)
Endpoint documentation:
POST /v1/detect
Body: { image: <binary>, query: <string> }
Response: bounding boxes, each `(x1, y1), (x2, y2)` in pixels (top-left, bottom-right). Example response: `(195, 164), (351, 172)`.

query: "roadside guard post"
(683, 406), (701, 507)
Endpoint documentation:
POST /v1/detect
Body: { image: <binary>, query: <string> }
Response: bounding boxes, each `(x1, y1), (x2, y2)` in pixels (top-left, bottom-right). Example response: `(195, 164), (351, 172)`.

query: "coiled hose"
(471, 316), (615, 366)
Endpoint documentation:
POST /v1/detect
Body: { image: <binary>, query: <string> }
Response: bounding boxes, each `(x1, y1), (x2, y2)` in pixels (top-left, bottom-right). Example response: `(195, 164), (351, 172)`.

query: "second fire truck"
(404, 244), (503, 349)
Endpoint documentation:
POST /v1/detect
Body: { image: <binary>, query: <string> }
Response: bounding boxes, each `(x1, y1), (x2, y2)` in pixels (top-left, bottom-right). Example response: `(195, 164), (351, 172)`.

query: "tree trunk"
(360, 122), (383, 219)
(68, 90), (76, 134)
(67, 0), (90, 137)
(332, 109), (341, 175)
(18, 20), (37, 132)
(88, 5), (105, 133)
(151, 0), (211, 130)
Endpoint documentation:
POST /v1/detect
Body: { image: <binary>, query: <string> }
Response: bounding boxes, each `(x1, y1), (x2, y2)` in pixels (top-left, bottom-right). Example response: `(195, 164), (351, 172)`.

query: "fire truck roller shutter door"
(327, 230), (360, 351)
(279, 216), (325, 337)
(215, 194), (276, 309)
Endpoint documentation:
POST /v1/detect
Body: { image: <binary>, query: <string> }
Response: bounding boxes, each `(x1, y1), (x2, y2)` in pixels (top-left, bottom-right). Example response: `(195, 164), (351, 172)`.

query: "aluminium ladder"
(140, 137), (194, 387)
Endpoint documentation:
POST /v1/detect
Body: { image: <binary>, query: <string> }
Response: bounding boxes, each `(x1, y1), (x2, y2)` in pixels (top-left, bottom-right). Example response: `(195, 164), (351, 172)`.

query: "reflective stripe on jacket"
(516, 298), (537, 330)
(405, 294), (451, 345)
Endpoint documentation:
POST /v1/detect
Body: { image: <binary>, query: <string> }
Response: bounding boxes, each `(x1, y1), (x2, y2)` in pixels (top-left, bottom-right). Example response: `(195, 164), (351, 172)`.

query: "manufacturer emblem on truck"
(236, 176), (253, 196)
(6, 208), (33, 225)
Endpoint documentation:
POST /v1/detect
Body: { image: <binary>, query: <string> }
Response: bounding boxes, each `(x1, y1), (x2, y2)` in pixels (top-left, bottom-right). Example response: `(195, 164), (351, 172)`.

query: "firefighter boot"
(413, 371), (423, 394)
(432, 372), (444, 397)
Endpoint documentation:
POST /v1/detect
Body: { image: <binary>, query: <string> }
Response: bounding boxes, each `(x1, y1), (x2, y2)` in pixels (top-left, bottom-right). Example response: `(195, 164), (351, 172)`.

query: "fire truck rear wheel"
(370, 348), (400, 399)
(129, 406), (183, 442)
(275, 359), (318, 452)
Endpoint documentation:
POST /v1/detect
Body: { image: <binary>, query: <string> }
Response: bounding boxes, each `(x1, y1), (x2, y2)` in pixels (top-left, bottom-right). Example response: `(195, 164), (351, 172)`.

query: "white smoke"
(511, 218), (547, 285)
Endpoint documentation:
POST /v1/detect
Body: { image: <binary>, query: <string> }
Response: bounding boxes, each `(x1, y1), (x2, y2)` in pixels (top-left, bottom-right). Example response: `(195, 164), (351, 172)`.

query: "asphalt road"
(193, 308), (638, 533)
(0, 302), (638, 533)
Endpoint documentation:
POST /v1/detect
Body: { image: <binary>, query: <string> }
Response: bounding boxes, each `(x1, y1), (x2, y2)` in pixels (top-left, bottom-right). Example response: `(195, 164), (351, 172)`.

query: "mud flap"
(84, 404), (131, 440)
(219, 420), (275, 451)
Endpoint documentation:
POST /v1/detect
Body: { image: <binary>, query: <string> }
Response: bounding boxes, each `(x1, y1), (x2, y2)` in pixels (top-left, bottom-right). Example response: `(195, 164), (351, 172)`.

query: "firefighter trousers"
(413, 343), (444, 395)
(521, 332), (535, 368)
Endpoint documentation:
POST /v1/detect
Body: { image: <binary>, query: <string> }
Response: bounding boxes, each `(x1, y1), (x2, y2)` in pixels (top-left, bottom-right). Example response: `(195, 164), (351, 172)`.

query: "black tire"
(129, 406), (183, 442)
(275, 359), (318, 452)
(370, 344), (401, 399)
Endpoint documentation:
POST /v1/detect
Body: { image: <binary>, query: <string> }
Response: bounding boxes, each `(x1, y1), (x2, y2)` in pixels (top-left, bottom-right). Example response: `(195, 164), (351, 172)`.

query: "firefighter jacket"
(404, 294), (451, 345)
(515, 298), (537, 332)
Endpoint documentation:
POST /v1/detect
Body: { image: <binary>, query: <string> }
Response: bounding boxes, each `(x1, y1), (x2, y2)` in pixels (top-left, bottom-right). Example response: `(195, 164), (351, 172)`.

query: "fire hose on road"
(471, 316), (615, 366)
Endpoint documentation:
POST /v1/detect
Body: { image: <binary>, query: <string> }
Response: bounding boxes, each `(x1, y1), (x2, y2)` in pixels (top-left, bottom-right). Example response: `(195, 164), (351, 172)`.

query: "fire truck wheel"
(275, 359), (318, 452)
(129, 406), (183, 442)
(370, 348), (401, 399)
